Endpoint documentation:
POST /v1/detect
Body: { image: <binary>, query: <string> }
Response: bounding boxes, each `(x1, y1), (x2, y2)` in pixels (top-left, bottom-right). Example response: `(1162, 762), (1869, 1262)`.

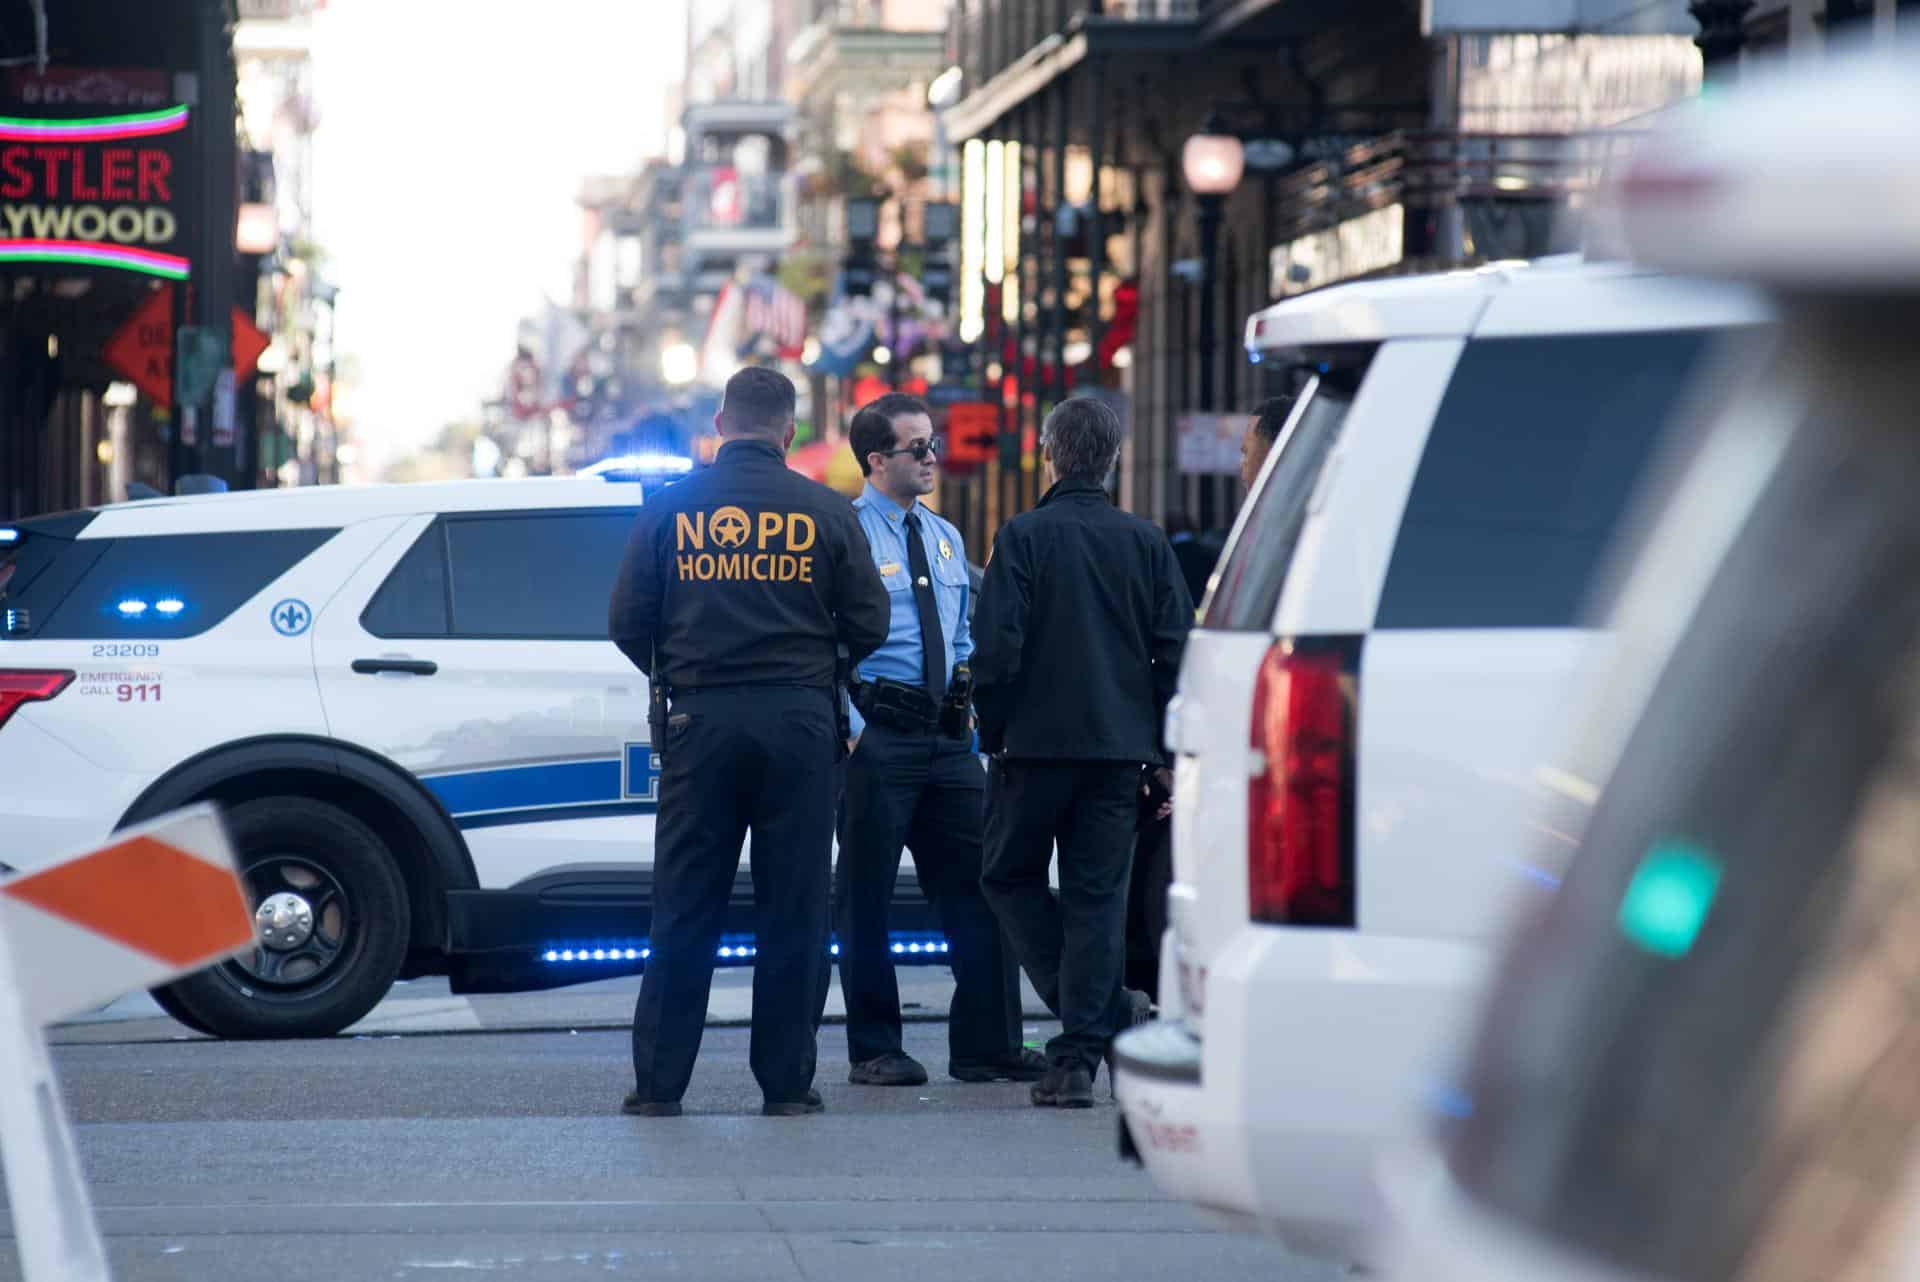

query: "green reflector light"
(1618, 840), (1722, 958)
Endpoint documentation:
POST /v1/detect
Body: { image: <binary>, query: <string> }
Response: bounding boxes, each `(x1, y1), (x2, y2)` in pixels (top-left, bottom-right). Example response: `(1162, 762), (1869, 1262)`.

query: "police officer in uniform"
(828, 394), (1043, 1088)
(609, 367), (889, 1117)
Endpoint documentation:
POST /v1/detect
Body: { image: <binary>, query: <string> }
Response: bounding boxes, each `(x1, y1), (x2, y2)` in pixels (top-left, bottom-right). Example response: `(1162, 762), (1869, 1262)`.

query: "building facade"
(934, 0), (1708, 550)
(0, 0), (334, 519)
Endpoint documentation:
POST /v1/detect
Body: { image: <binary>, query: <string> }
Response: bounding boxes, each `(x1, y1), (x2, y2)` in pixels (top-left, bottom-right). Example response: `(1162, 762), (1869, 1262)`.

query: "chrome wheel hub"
(255, 892), (315, 951)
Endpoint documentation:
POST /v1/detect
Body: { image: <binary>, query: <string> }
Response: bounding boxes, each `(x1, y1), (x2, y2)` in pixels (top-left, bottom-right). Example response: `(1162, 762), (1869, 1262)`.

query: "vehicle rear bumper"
(1114, 925), (1491, 1264)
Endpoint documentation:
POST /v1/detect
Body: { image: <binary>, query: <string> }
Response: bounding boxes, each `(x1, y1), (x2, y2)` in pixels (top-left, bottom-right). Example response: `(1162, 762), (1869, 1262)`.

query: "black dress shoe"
(949, 1048), (1048, 1083)
(848, 1052), (928, 1086)
(621, 1093), (683, 1117)
(763, 1088), (825, 1117)
(1030, 1062), (1094, 1109)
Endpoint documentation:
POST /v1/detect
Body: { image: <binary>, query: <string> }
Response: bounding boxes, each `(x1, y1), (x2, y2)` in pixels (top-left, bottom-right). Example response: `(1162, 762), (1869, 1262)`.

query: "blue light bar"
(582, 452), (695, 479)
(155, 598), (185, 616)
(116, 599), (149, 617)
(537, 932), (951, 965)
(0, 528), (18, 544)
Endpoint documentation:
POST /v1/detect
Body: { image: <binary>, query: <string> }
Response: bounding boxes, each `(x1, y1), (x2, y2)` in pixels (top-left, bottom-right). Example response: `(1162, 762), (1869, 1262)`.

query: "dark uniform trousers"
(981, 759), (1141, 1074)
(831, 721), (1022, 1064)
(632, 685), (837, 1105)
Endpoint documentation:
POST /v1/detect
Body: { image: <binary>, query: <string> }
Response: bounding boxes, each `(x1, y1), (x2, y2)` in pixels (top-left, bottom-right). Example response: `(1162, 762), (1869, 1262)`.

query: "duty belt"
(852, 677), (939, 731)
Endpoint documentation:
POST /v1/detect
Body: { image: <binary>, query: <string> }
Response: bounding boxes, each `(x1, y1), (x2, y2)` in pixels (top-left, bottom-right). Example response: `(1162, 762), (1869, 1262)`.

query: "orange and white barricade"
(0, 804), (253, 1282)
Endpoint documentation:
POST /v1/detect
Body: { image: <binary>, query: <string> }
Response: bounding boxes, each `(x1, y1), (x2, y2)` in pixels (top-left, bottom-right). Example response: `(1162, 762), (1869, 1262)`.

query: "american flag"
(741, 277), (809, 360)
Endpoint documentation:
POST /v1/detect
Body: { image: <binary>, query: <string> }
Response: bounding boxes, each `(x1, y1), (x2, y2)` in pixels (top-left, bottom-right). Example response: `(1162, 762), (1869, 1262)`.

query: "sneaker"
(1123, 988), (1155, 1027)
(621, 1093), (683, 1117)
(1030, 1062), (1095, 1109)
(848, 1052), (929, 1086)
(763, 1088), (825, 1117)
(949, 1048), (1049, 1083)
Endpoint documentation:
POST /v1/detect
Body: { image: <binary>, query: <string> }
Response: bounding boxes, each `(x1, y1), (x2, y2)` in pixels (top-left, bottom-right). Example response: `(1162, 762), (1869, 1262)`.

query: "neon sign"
(0, 105), (192, 280)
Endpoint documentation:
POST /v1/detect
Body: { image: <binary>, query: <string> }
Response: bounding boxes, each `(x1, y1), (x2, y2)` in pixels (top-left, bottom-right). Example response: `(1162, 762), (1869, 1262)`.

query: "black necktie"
(903, 511), (947, 702)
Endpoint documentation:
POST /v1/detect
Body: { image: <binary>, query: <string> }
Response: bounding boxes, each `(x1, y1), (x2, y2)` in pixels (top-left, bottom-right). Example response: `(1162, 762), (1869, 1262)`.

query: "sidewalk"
(50, 968), (1057, 1045)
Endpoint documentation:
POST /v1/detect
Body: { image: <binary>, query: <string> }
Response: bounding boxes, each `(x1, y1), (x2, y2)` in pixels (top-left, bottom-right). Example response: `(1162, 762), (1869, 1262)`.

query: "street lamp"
(661, 341), (699, 387)
(1182, 115), (1244, 414)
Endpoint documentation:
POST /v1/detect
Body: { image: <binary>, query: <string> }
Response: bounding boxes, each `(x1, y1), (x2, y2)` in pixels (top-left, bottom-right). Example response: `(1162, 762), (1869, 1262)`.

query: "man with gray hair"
(972, 395), (1193, 1108)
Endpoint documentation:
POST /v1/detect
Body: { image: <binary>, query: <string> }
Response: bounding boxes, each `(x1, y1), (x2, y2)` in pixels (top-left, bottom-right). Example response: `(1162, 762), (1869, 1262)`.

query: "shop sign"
(0, 103), (194, 279)
(3, 67), (170, 110)
(1269, 203), (1405, 300)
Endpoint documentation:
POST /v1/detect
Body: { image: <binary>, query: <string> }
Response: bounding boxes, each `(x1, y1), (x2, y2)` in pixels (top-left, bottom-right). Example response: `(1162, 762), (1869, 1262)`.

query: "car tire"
(167, 796), (411, 1039)
(149, 983), (215, 1035)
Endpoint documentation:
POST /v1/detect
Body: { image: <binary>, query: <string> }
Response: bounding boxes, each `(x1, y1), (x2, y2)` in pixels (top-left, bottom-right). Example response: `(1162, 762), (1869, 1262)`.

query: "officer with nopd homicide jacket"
(828, 394), (1043, 1088)
(608, 367), (890, 1118)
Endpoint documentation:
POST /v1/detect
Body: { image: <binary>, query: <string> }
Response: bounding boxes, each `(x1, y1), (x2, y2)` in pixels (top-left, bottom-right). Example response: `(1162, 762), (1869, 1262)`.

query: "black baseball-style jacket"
(608, 438), (890, 689)
(972, 475), (1193, 763)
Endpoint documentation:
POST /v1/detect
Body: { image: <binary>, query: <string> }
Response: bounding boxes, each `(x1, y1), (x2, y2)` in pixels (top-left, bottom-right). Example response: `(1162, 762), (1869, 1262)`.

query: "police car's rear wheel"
(166, 796), (410, 1039)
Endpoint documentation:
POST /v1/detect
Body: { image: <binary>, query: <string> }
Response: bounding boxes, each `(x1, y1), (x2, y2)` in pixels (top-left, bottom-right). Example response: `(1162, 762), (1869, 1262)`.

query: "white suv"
(1110, 259), (1770, 1262)
(0, 475), (947, 1038)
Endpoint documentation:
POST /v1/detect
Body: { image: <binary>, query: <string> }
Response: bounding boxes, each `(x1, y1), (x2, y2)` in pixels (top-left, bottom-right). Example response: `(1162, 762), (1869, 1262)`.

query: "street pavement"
(49, 967), (1059, 1044)
(10, 974), (1342, 1281)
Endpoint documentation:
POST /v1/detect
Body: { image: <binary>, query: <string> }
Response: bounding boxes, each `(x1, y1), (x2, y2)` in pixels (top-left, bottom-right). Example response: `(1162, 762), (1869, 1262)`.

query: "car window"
(1202, 369), (1361, 631)
(361, 523), (451, 638)
(1374, 330), (1715, 631)
(0, 513), (106, 636)
(29, 529), (337, 640)
(444, 511), (639, 640)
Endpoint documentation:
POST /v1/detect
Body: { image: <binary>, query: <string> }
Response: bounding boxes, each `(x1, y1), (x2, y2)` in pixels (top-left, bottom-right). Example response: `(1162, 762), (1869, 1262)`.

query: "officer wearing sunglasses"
(825, 393), (1041, 1089)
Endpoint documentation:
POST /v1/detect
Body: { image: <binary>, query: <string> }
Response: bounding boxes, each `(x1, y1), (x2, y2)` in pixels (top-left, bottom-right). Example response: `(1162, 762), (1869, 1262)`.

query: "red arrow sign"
(102, 286), (272, 409)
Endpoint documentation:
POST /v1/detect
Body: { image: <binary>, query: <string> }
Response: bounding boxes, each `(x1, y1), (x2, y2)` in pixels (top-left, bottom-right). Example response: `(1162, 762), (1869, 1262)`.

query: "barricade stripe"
(1, 836), (253, 967)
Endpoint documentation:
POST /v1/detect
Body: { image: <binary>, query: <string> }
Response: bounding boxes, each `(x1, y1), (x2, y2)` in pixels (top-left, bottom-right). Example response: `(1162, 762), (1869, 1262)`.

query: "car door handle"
(351, 658), (438, 677)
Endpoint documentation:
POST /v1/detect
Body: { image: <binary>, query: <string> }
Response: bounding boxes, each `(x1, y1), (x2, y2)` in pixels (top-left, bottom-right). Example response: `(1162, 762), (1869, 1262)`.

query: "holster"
(648, 644), (670, 767)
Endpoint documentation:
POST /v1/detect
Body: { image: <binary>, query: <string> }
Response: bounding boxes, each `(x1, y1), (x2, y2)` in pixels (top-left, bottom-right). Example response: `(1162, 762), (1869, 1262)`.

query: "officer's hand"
(847, 735), (861, 756)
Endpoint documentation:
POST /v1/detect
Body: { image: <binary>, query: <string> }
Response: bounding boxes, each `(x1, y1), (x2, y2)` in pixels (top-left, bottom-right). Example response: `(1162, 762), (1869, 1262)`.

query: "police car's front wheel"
(160, 796), (411, 1039)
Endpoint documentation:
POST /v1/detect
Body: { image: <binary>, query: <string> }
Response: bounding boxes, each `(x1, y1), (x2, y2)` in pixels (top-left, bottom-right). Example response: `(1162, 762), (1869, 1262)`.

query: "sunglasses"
(874, 438), (939, 463)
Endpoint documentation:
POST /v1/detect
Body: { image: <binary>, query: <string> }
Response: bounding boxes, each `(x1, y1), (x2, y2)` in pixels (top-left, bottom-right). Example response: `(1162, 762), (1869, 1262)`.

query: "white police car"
(0, 474), (947, 1038)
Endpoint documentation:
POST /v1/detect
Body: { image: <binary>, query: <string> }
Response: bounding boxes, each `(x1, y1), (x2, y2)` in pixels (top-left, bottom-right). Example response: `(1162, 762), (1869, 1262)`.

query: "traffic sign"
(943, 402), (999, 468)
(102, 287), (271, 409)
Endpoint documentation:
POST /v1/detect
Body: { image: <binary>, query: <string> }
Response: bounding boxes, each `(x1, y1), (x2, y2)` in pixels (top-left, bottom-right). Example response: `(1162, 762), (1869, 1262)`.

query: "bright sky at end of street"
(309, 0), (684, 479)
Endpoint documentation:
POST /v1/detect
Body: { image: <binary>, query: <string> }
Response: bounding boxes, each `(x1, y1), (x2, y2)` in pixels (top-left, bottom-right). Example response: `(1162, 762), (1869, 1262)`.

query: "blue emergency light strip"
(0, 528), (19, 544)
(540, 932), (953, 964)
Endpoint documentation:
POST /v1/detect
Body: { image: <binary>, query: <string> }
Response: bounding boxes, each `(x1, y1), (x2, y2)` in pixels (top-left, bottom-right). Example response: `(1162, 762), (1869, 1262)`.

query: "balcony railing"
(1270, 129), (1641, 239)
(1091, 0), (1200, 17)
(681, 168), (797, 257)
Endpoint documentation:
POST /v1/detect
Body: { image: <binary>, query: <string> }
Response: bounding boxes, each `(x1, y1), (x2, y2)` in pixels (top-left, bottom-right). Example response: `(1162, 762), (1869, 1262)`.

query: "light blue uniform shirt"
(848, 483), (972, 738)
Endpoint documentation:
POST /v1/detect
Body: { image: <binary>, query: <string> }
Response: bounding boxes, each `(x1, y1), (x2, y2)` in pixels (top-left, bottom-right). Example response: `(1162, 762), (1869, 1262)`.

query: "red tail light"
(0, 670), (73, 732)
(1248, 643), (1354, 926)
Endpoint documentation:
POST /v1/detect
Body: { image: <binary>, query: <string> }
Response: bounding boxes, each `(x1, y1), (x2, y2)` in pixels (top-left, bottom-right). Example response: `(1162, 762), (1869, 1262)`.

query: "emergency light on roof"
(582, 453), (695, 478)
(1613, 37), (1920, 288)
(0, 529), (18, 544)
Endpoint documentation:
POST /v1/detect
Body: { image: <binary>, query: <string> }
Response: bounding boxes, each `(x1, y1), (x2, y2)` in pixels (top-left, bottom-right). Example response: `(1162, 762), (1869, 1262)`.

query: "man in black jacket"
(973, 395), (1193, 1108)
(609, 367), (890, 1118)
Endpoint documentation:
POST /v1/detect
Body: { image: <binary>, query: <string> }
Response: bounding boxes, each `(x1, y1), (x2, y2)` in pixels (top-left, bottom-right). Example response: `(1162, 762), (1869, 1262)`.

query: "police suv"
(0, 475), (946, 1039)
